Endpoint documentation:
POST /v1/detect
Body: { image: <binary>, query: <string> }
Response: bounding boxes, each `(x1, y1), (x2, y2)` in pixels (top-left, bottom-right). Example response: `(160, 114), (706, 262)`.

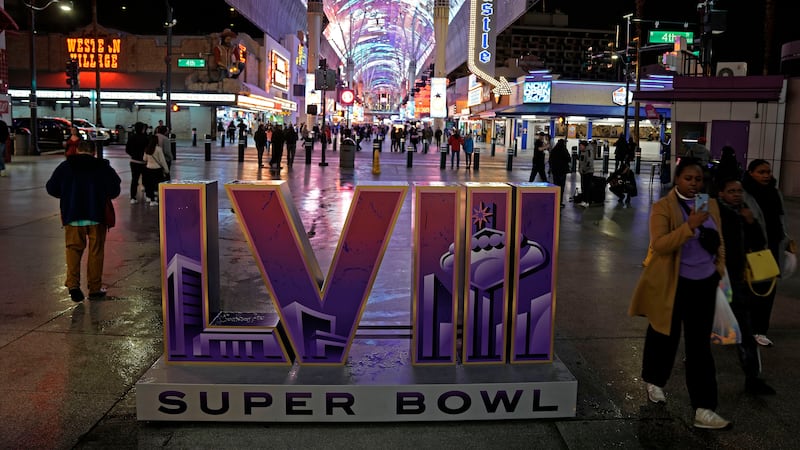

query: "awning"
(494, 103), (671, 120)
(633, 75), (784, 102)
(0, 8), (19, 32)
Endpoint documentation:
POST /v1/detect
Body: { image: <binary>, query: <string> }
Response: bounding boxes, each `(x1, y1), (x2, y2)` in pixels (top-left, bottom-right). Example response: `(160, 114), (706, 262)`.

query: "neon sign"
(270, 50), (289, 92)
(157, 181), (559, 366)
(65, 37), (121, 70)
(467, 0), (510, 95)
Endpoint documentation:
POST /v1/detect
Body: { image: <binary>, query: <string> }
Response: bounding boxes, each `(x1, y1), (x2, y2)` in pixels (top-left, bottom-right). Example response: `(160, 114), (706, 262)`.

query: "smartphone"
(694, 193), (709, 212)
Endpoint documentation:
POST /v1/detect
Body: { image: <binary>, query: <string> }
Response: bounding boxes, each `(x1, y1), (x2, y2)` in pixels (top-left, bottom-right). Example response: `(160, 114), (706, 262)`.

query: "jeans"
(130, 162), (146, 200)
(64, 224), (107, 293)
(450, 151), (460, 167)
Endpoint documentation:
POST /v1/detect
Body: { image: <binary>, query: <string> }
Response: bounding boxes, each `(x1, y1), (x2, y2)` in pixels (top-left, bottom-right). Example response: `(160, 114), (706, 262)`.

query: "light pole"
(24, 0), (72, 155)
(164, 1), (176, 132)
(622, 13), (632, 141)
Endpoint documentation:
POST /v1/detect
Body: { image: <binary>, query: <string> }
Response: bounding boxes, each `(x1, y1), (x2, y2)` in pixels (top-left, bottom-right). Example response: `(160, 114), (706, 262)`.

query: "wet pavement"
(0, 139), (798, 449)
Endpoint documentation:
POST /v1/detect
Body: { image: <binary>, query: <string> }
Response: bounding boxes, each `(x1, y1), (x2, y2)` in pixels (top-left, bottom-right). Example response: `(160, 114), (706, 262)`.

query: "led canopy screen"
(523, 81), (552, 104)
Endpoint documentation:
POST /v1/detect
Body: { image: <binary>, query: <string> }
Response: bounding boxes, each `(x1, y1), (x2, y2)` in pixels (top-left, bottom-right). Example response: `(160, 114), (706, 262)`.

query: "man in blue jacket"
(46, 141), (121, 301)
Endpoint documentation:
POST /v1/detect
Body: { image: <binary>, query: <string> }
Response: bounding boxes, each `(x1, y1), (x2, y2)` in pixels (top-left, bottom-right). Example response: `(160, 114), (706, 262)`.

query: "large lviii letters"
(159, 181), (558, 366)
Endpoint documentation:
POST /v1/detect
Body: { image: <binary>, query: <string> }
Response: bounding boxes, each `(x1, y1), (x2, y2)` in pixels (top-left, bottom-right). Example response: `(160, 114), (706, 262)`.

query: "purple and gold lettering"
(160, 182), (288, 364)
(510, 184), (559, 362)
(226, 182), (407, 365)
(460, 183), (512, 364)
(412, 185), (462, 365)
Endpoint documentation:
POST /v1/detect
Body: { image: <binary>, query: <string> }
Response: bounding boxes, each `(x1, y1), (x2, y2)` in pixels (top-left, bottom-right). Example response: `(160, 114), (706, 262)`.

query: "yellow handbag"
(746, 249), (781, 297)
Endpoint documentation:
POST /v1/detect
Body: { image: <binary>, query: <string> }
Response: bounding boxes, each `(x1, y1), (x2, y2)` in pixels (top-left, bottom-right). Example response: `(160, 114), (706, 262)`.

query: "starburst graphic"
(472, 202), (494, 231)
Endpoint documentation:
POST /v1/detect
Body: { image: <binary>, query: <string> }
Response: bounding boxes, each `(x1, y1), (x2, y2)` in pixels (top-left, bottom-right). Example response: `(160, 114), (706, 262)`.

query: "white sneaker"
(149, 200), (159, 206)
(646, 383), (666, 404)
(694, 408), (731, 429)
(130, 198), (138, 204)
(579, 201), (590, 208)
(753, 334), (773, 347)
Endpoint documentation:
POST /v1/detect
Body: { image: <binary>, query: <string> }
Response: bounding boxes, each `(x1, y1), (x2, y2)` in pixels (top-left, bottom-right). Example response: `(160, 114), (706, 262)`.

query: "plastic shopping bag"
(718, 269), (733, 304)
(710, 284), (741, 345)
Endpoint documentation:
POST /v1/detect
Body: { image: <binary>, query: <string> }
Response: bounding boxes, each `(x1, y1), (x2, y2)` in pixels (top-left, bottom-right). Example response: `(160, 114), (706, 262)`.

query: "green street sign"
(177, 58), (206, 68)
(648, 30), (694, 45)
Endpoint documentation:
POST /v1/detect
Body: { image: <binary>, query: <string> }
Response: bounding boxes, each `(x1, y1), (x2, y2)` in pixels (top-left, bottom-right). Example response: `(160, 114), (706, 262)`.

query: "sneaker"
(88, 289), (107, 299)
(130, 198), (138, 204)
(753, 334), (774, 347)
(579, 202), (590, 208)
(646, 383), (666, 404)
(694, 408), (731, 429)
(69, 288), (85, 302)
(745, 377), (776, 395)
(149, 200), (159, 206)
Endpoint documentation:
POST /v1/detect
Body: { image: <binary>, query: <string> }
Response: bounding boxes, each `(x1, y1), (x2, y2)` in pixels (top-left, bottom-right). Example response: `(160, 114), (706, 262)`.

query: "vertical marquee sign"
(467, 0), (511, 96)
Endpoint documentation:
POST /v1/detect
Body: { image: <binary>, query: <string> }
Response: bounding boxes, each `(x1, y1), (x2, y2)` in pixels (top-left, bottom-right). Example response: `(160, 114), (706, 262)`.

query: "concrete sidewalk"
(0, 142), (798, 449)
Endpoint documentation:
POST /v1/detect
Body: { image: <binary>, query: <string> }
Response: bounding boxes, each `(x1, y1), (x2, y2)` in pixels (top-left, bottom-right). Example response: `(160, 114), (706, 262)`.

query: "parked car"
(11, 117), (72, 150)
(71, 118), (112, 142)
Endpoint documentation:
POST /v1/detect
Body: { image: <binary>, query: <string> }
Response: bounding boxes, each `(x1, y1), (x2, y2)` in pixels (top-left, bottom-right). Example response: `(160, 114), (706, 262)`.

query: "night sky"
(5, 0), (798, 75)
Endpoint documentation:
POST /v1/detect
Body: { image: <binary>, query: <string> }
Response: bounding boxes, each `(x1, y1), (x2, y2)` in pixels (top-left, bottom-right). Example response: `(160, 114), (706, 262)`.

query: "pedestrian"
(227, 121), (236, 142)
(154, 126), (172, 174)
(143, 135), (169, 206)
(463, 133), (474, 169)
(548, 138), (571, 207)
(284, 124), (298, 167)
(448, 131), (463, 169)
(254, 124), (267, 168)
(577, 140), (594, 207)
(217, 120), (225, 145)
(64, 126), (82, 157)
(269, 124), (284, 170)
(423, 126), (433, 153)
(46, 140), (121, 302)
(741, 159), (791, 347)
(629, 157), (730, 430)
(434, 127), (442, 149)
(711, 146), (741, 196)
(125, 121), (148, 204)
(0, 119), (8, 177)
(614, 136), (628, 171)
(716, 178), (775, 395)
(607, 162), (637, 205)
(529, 132), (548, 182)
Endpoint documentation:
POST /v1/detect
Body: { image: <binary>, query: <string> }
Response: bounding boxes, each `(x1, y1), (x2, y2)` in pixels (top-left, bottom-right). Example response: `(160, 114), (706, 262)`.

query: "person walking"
(577, 140), (594, 207)
(269, 125), (284, 170)
(46, 140), (121, 301)
(0, 119), (8, 177)
(716, 178), (775, 395)
(448, 131), (463, 169)
(529, 132), (548, 182)
(143, 135), (169, 206)
(741, 159), (790, 347)
(614, 136), (628, 171)
(284, 124), (298, 167)
(125, 121), (148, 204)
(64, 126), (82, 157)
(434, 127), (443, 149)
(463, 133), (474, 169)
(629, 158), (730, 430)
(254, 124), (267, 168)
(549, 138), (571, 207)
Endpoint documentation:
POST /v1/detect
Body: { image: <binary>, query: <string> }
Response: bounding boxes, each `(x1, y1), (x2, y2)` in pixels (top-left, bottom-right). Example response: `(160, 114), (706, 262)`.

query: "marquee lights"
(66, 37), (122, 70)
(466, 0), (511, 96)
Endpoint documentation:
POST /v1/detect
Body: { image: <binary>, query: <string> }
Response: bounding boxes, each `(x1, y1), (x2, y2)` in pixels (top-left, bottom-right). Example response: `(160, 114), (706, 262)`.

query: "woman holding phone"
(629, 157), (730, 429)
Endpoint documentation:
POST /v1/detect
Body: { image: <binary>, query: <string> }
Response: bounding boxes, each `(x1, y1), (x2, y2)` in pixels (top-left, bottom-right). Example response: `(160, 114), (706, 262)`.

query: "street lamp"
(24, 0), (73, 155)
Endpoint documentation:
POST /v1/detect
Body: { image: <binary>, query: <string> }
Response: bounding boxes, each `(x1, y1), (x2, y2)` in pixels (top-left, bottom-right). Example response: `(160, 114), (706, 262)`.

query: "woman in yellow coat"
(629, 158), (730, 430)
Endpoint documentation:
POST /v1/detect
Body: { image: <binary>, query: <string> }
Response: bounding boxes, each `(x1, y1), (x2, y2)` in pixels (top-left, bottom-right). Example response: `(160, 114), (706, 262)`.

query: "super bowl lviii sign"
(135, 181), (576, 422)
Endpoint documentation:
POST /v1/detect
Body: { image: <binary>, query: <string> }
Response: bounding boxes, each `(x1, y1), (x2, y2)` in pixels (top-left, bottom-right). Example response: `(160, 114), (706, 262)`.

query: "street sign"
(648, 30), (694, 45)
(177, 58), (206, 68)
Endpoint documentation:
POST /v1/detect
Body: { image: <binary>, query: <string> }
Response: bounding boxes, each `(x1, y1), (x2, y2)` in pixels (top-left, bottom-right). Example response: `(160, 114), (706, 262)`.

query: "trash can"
(339, 138), (356, 168)
(13, 132), (31, 156)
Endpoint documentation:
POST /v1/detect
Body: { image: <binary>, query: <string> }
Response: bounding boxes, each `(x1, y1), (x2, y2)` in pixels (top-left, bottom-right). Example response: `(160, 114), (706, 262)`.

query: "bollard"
(634, 148), (642, 174)
(333, 135), (338, 152)
(95, 140), (104, 160)
(473, 146), (480, 170)
(491, 137), (496, 157)
(319, 137), (329, 167)
(220, 133), (225, 147)
(571, 147), (578, 173)
(407, 147), (413, 168)
(506, 150), (513, 171)
(372, 139), (382, 154)
(372, 145), (381, 174)
(602, 145), (609, 174)
(400, 137), (406, 153)
(191, 128), (197, 147)
(238, 138), (245, 163)
(204, 134), (212, 161)
(170, 134), (177, 160)
(304, 139), (313, 165)
(440, 144), (448, 169)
